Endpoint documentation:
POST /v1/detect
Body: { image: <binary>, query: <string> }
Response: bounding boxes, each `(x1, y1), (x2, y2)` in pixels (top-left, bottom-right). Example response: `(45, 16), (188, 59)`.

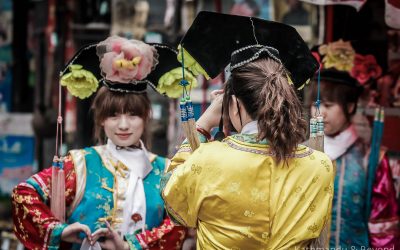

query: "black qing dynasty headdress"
(177, 11), (319, 89)
(60, 36), (197, 99)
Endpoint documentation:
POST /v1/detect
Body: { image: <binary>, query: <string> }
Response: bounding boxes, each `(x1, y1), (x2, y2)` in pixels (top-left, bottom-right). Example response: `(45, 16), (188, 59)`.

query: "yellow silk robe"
(163, 134), (334, 250)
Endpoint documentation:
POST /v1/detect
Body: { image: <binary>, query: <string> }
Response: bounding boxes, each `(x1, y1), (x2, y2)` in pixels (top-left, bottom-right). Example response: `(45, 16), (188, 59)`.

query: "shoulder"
(299, 148), (334, 180)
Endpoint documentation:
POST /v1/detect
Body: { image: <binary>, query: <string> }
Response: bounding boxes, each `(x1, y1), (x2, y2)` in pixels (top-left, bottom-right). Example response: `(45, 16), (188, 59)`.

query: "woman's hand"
(91, 221), (129, 250)
(197, 89), (224, 132)
(61, 222), (92, 244)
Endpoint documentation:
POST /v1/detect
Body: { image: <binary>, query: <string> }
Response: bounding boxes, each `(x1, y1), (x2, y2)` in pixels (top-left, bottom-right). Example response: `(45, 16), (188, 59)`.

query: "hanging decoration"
(179, 45), (200, 151)
(309, 68), (325, 152)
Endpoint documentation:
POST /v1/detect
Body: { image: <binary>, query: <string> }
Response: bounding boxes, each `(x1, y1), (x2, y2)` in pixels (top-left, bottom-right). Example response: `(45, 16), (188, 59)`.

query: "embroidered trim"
(161, 189), (188, 227)
(225, 140), (313, 158)
(43, 221), (59, 250)
(18, 182), (35, 190)
(26, 177), (48, 203)
(335, 157), (346, 248)
(68, 149), (87, 216)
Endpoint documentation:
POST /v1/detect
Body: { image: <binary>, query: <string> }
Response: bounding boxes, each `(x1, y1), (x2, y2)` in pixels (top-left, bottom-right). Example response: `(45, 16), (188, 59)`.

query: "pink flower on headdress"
(350, 54), (382, 84)
(97, 36), (157, 83)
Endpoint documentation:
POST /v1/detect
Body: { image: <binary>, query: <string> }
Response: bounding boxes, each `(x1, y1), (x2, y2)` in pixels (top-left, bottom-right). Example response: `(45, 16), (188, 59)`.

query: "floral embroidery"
(244, 210), (255, 217)
(261, 232), (270, 240)
(311, 175), (320, 184)
(228, 182), (241, 194)
(295, 186), (302, 194)
(309, 203), (316, 212)
(307, 223), (320, 234)
(321, 160), (331, 172)
(324, 185), (333, 197)
(250, 188), (267, 202)
(190, 164), (202, 175)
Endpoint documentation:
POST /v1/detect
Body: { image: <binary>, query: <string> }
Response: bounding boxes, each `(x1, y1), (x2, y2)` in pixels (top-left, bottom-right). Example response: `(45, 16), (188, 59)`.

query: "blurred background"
(1, 0), (400, 248)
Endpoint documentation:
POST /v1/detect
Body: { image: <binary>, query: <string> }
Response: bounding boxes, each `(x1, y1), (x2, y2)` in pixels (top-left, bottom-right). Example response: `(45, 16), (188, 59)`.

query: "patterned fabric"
(329, 139), (400, 249)
(163, 133), (334, 249)
(12, 146), (186, 250)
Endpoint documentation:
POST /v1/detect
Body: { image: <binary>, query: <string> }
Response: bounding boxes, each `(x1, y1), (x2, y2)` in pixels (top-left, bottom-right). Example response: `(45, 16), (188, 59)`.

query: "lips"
(115, 133), (132, 139)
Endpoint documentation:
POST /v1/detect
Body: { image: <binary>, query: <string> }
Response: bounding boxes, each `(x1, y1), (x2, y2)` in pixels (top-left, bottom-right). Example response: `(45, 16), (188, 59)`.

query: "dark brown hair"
(308, 80), (360, 122)
(91, 86), (152, 146)
(223, 58), (307, 163)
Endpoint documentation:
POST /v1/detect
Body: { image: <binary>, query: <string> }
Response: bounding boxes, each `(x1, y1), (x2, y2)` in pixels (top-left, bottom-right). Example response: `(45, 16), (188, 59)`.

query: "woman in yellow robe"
(162, 63), (334, 249)
(162, 12), (335, 250)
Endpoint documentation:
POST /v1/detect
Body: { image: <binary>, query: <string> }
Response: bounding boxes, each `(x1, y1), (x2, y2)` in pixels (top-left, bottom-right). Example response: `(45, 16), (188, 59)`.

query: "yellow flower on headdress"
(60, 64), (99, 99)
(319, 39), (355, 72)
(157, 67), (198, 98)
(177, 45), (210, 80)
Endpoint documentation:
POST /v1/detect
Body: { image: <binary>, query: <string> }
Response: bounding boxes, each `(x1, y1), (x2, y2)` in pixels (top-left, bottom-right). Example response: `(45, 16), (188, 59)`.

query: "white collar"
(324, 124), (358, 160)
(106, 139), (152, 178)
(241, 120), (258, 134)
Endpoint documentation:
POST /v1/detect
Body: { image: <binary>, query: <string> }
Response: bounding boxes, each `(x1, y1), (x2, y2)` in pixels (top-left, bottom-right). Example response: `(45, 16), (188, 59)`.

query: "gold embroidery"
(321, 160), (331, 172)
(295, 186), (302, 194)
(309, 203), (316, 212)
(307, 223), (319, 233)
(228, 182), (241, 194)
(101, 185), (114, 193)
(261, 232), (270, 241)
(190, 164), (202, 175)
(324, 185), (333, 197)
(244, 210), (255, 217)
(311, 175), (320, 184)
(250, 188), (267, 202)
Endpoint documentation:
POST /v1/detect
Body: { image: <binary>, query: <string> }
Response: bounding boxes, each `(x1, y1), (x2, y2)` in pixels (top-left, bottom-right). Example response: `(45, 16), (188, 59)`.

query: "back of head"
(224, 58), (307, 163)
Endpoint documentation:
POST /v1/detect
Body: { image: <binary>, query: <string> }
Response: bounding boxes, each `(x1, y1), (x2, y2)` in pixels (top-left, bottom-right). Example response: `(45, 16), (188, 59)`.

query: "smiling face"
(102, 113), (144, 147)
(91, 87), (151, 145)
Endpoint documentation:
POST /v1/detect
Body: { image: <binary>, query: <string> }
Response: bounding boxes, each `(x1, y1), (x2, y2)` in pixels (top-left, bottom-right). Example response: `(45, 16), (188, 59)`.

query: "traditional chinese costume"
(12, 140), (186, 250)
(326, 125), (399, 249)
(162, 121), (334, 249)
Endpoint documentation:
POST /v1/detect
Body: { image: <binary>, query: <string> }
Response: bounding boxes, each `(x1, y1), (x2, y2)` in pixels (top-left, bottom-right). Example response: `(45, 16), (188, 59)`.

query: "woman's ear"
(347, 103), (356, 114)
(231, 95), (239, 116)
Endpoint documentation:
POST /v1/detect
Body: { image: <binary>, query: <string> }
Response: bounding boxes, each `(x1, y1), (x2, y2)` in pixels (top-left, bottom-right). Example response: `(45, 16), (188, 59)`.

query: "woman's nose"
(319, 106), (327, 119)
(118, 115), (129, 129)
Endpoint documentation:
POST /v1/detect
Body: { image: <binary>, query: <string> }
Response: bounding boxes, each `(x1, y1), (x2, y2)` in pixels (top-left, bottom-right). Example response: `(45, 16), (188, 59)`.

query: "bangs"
(309, 80), (359, 105)
(92, 87), (151, 123)
(101, 92), (149, 118)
